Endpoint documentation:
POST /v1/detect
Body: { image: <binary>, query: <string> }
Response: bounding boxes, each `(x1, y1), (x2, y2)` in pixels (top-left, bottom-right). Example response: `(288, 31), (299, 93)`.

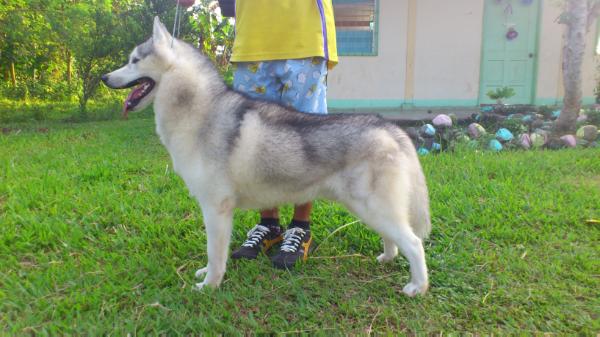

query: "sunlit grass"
(1, 117), (598, 334)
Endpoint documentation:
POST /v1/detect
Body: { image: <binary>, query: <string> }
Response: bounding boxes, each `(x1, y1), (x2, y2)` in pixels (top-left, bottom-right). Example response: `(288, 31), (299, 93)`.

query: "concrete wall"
(412, 0), (484, 105)
(327, 0), (598, 108)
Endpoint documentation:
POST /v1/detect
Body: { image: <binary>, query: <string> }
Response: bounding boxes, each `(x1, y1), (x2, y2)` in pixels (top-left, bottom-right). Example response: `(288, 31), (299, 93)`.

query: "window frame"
(333, 0), (379, 57)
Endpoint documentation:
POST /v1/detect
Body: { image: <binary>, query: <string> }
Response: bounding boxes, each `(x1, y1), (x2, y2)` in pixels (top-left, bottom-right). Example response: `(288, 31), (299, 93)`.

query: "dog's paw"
(192, 282), (207, 292)
(402, 282), (428, 297)
(194, 267), (208, 278)
(376, 253), (395, 264)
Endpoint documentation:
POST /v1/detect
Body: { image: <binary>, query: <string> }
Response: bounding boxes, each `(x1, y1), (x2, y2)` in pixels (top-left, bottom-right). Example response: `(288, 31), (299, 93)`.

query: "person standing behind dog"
(218, 0), (338, 269)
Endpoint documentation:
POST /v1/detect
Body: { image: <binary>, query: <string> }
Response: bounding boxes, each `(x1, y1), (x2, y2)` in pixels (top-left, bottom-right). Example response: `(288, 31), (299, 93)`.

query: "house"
(328, 0), (598, 110)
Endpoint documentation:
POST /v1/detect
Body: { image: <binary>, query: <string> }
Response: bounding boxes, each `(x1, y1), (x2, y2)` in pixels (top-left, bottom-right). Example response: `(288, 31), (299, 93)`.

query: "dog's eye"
(132, 57), (140, 64)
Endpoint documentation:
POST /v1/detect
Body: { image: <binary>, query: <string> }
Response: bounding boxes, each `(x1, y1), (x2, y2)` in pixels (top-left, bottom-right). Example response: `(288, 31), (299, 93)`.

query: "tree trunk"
(66, 50), (72, 83)
(10, 62), (16, 87)
(555, 0), (593, 135)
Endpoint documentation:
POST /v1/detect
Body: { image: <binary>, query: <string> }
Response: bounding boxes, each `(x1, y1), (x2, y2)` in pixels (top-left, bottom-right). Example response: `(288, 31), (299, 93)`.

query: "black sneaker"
(271, 227), (312, 269)
(231, 224), (283, 260)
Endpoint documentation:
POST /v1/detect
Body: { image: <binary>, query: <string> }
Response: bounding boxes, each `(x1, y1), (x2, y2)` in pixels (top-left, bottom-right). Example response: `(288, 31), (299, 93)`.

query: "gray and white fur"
(103, 17), (432, 296)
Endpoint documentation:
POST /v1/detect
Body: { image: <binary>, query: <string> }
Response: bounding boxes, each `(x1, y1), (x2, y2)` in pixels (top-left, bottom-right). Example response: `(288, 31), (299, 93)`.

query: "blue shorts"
(233, 57), (328, 114)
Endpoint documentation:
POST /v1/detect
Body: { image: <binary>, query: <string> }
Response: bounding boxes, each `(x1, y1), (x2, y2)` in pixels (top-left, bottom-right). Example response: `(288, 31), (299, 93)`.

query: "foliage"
(0, 0), (232, 118)
(486, 86), (516, 102)
(0, 118), (598, 334)
(188, 1), (235, 85)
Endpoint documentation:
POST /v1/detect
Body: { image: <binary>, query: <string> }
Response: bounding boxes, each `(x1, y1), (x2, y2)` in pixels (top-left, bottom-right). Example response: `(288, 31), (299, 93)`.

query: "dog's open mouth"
(122, 77), (155, 117)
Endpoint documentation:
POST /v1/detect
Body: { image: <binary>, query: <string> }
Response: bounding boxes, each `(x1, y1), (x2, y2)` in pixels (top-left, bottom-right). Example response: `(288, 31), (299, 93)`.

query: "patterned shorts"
(232, 57), (328, 114)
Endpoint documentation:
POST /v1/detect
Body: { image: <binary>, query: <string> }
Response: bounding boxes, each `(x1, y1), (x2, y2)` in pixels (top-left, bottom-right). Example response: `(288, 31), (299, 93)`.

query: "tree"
(555, 0), (600, 135)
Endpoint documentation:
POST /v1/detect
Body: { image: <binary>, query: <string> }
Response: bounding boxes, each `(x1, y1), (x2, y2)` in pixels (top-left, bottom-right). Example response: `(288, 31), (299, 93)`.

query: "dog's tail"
(408, 164), (432, 239)
(388, 124), (432, 239)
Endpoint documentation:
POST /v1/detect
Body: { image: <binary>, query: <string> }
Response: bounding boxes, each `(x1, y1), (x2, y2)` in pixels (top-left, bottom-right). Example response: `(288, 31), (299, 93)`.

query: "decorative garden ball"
(417, 147), (430, 156)
(530, 132), (546, 148)
(495, 128), (514, 142)
(576, 114), (587, 123)
(519, 134), (532, 149)
(458, 134), (471, 143)
(559, 135), (577, 148)
(576, 125), (599, 142)
(468, 123), (486, 139)
(489, 139), (503, 152)
(176, 0), (195, 7)
(421, 124), (436, 137)
(432, 114), (452, 128)
(551, 110), (561, 119)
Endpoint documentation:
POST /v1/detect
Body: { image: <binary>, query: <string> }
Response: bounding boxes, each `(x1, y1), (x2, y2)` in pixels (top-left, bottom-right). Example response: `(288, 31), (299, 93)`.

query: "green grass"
(1, 117), (599, 335)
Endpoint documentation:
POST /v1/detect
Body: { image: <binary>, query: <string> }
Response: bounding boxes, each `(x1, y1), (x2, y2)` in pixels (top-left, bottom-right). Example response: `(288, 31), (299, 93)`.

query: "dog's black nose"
(101, 74), (109, 83)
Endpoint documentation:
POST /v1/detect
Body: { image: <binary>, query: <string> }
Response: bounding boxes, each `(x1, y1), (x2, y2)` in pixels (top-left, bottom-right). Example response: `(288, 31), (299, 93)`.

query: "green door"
(479, 0), (540, 104)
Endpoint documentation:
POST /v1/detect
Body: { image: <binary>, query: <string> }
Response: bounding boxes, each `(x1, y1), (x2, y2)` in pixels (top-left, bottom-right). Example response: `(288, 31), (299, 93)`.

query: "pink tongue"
(123, 85), (143, 119)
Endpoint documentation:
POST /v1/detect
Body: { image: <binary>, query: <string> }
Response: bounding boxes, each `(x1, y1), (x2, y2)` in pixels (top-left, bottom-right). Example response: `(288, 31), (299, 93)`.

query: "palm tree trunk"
(555, 0), (590, 135)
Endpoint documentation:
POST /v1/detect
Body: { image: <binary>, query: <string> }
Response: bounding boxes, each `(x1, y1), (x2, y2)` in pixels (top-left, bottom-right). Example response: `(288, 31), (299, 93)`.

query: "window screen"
(332, 0), (378, 56)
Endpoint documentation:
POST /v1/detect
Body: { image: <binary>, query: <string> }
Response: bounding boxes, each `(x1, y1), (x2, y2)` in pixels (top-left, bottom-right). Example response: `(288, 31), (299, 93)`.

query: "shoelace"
(280, 227), (306, 253)
(242, 225), (270, 247)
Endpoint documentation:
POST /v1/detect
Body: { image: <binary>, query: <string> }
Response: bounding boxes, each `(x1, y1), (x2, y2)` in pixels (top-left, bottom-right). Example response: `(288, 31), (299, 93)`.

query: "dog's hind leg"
(376, 238), (398, 263)
(193, 201), (233, 290)
(345, 197), (429, 297)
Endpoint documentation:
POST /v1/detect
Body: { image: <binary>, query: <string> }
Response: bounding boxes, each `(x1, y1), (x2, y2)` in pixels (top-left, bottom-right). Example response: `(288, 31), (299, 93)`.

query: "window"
(333, 0), (378, 56)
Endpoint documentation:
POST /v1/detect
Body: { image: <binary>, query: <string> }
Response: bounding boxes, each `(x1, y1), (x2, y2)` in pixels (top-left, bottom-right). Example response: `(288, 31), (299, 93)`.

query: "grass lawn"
(1, 117), (599, 334)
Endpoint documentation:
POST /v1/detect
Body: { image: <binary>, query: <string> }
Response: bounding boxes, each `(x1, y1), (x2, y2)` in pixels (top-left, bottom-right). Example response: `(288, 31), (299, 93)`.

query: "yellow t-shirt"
(230, 0), (338, 69)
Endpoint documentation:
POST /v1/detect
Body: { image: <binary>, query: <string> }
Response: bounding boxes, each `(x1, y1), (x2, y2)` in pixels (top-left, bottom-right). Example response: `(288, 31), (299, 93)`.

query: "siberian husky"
(102, 17), (432, 296)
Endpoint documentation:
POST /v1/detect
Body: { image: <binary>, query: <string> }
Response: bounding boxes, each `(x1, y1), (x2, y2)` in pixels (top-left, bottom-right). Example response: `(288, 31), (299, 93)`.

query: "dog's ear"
(153, 16), (171, 45)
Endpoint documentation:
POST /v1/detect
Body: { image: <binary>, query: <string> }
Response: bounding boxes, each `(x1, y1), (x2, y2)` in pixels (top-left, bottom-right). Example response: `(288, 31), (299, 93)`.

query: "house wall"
(327, 0), (598, 109)
(412, 0), (484, 106)
(327, 0), (408, 109)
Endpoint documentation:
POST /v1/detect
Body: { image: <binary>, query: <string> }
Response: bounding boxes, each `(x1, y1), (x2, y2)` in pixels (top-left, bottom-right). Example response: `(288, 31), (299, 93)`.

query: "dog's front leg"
(193, 203), (233, 290)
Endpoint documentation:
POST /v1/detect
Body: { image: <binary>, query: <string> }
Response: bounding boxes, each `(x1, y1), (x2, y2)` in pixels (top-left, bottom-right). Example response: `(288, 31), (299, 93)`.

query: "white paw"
(194, 267), (208, 278)
(402, 282), (428, 297)
(192, 282), (207, 291)
(376, 253), (395, 264)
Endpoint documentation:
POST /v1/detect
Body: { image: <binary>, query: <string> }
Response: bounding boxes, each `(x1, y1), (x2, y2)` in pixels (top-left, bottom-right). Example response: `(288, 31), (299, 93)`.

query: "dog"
(102, 17), (431, 296)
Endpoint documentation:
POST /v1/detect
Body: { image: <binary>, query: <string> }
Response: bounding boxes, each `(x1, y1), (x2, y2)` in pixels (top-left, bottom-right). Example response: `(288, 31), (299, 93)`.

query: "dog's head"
(102, 17), (175, 117)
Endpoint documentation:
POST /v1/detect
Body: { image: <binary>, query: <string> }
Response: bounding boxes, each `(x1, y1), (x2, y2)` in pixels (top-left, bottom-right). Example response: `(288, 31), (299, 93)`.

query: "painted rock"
(432, 114), (452, 128)
(551, 110), (561, 119)
(530, 132), (546, 148)
(468, 123), (486, 138)
(489, 139), (503, 152)
(481, 106), (494, 113)
(560, 134), (577, 148)
(417, 147), (430, 156)
(576, 125), (598, 142)
(495, 128), (514, 142)
(420, 124), (436, 137)
(522, 115), (534, 123)
(519, 134), (531, 149)
(458, 134), (471, 143)
(576, 114), (587, 123)
(431, 142), (442, 151)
